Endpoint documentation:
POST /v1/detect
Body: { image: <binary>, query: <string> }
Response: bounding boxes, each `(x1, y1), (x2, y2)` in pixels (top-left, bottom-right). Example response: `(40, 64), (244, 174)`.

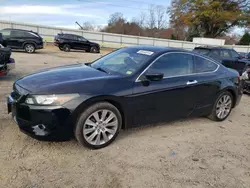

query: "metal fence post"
(102, 33), (104, 47)
(120, 36), (123, 47)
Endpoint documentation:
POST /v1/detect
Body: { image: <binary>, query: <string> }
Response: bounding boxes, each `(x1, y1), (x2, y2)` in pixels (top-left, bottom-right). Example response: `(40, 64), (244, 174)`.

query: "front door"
(9, 30), (24, 48)
(131, 52), (198, 125)
(76, 36), (90, 50)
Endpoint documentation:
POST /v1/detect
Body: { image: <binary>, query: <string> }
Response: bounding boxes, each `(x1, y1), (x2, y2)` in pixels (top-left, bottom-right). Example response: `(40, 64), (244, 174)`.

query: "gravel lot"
(0, 46), (250, 188)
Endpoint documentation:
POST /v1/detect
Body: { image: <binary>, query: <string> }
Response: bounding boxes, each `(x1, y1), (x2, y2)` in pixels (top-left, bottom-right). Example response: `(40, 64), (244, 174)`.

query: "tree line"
(80, 0), (250, 45)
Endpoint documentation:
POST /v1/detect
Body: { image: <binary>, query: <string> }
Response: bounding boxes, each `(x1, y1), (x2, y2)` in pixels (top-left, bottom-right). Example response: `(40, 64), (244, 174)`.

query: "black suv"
(194, 46), (250, 93)
(54, 33), (100, 53)
(193, 46), (250, 75)
(0, 28), (43, 53)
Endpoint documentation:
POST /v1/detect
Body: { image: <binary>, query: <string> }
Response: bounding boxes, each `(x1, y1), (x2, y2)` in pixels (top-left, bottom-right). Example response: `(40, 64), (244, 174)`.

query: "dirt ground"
(0, 46), (250, 188)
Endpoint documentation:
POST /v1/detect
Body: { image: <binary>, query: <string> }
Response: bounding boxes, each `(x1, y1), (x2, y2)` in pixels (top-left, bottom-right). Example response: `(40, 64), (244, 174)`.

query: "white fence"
(0, 20), (250, 53)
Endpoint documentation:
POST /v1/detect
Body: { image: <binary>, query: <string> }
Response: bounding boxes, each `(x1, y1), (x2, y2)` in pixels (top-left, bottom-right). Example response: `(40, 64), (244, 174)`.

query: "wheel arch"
(220, 87), (237, 108)
(22, 41), (37, 49)
(72, 95), (127, 130)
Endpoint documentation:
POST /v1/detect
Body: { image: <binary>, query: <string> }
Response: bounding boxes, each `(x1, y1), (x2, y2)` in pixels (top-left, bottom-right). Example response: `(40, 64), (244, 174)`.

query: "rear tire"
(74, 102), (122, 149)
(208, 91), (233, 121)
(24, 43), (35, 53)
(63, 44), (71, 52)
(90, 46), (99, 53)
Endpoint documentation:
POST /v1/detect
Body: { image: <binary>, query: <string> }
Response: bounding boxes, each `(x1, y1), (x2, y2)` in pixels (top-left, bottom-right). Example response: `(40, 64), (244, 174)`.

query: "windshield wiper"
(96, 67), (109, 74)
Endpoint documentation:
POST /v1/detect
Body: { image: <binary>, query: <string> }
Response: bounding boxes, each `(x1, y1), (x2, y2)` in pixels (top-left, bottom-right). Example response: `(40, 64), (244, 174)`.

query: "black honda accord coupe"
(8, 46), (242, 149)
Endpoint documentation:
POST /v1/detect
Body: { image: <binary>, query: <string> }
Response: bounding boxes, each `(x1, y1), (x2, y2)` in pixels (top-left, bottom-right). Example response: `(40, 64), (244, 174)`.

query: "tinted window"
(193, 48), (210, 55)
(10, 30), (25, 37)
(148, 53), (193, 77)
(63, 35), (75, 40)
(78, 36), (87, 41)
(221, 50), (231, 58)
(194, 56), (218, 73)
(230, 49), (240, 58)
(1, 30), (11, 37)
(25, 32), (40, 38)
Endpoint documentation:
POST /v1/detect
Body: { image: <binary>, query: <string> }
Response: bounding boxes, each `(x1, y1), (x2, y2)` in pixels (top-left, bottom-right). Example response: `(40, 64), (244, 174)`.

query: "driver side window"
(147, 53), (193, 78)
(78, 36), (87, 42)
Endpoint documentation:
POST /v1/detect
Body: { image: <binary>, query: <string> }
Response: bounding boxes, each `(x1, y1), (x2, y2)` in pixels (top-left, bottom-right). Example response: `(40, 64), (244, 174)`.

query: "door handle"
(186, 80), (198, 85)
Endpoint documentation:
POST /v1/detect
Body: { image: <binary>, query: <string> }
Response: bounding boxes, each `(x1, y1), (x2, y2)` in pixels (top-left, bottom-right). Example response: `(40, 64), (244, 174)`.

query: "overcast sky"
(0, 0), (171, 29)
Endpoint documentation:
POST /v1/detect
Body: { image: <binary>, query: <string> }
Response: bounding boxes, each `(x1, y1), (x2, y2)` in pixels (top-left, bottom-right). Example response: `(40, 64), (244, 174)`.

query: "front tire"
(24, 43), (35, 53)
(59, 45), (64, 51)
(74, 102), (122, 149)
(208, 91), (233, 121)
(63, 44), (71, 52)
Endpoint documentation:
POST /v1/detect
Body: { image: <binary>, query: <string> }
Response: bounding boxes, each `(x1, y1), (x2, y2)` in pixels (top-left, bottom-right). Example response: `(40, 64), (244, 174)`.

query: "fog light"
(32, 124), (48, 136)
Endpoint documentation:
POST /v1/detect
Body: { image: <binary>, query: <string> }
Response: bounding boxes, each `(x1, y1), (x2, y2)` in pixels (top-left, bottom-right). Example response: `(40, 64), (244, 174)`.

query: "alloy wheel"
(216, 94), (232, 119)
(83, 109), (118, 146)
(25, 44), (35, 53)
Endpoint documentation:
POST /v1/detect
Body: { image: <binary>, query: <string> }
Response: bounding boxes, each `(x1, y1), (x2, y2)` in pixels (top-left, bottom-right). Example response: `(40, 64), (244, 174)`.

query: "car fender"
(22, 41), (37, 49)
(65, 95), (128, 129)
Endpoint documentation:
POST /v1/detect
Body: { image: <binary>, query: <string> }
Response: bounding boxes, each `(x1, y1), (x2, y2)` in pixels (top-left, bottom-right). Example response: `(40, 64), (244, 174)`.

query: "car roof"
(194, 45), (234, 50)
(1, 28), (37, 33)
(125, 45), (189, 53)
(57, 33), (81, 37)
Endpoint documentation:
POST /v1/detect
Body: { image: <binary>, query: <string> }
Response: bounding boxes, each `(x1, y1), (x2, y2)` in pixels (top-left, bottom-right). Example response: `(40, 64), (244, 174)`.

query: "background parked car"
(0, 34), (15, 76)
(239, 52), (249, 59)
(54, 33), (100, 53)
(0, 28), (43, 53)
(193, 46), (250, 75)
(194, 46), (250, 94)
(8, 46), (242, 149)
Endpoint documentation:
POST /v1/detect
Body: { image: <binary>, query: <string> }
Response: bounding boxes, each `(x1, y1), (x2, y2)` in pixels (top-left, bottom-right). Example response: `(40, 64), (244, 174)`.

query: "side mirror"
(145, 73), (164, 81)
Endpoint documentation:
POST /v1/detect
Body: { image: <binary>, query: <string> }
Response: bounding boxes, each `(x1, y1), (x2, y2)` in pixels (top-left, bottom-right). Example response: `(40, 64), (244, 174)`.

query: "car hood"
(239, 59), (250, 64)
(16, 64), (118, 93)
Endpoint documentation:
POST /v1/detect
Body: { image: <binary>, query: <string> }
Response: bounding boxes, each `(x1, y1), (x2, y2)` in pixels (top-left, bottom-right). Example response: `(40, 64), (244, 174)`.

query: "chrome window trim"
(135, 51), (220, 82)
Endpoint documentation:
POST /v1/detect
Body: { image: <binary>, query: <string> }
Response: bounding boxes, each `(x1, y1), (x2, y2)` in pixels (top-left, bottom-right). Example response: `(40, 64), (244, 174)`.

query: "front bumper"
(7, 95), (73, 141)
(0, 58), (15, 76)
(243, 80), (250, 94)
(36, 44), (44, 49)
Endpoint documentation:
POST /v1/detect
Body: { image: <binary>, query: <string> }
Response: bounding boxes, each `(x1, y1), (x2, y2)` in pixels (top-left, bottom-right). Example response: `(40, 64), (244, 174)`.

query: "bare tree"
(108, 12), (124, 26)
(81, 21), (95, 31)
(137, 12), (146, 28)
(147, 5), (156, 30)
(156, 5), (167, 30)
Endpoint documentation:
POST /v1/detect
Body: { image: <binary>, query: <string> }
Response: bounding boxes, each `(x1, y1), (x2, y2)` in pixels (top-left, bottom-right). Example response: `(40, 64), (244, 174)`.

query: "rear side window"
(10, 30), (24, 37)
(148, 53), (193, 77)
(221, 50), (231, 58)
(1, 30), (11, 37)
(194, 56), (218, 73)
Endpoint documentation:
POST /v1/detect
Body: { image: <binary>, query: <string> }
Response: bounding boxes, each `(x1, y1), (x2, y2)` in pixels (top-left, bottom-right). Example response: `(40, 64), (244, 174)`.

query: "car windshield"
(90, 48), (153, 76)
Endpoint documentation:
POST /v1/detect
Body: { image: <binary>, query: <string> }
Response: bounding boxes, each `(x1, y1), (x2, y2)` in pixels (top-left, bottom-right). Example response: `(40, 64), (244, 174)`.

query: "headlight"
(25, 94), (79, 105)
